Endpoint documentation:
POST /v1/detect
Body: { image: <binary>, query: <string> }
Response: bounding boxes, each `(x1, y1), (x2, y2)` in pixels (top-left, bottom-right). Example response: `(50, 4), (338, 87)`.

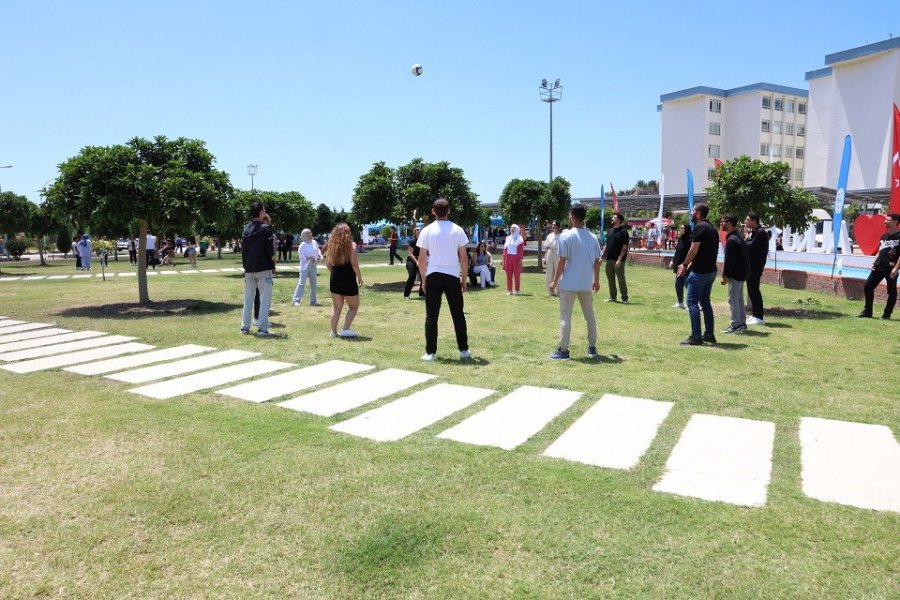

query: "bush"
(6, 238), (30, 260)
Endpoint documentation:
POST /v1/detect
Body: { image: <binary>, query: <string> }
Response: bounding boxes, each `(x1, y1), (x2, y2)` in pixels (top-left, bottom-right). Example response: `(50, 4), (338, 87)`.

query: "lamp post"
(247, 164), (258, 191)
(538, 80), (562, 270)
(0, 165), (11, 193)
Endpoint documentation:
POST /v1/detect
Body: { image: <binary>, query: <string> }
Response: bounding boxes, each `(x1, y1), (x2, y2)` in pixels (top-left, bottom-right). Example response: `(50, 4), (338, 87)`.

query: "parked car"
(116, 238), (130, 251)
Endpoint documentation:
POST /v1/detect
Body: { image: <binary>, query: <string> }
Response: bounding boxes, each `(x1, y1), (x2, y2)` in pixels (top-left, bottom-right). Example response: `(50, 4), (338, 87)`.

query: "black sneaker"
(680, 336), (703, 346)
(702, 333), (717, 344)
(856, 311), (872, 318)
(587, 346), (598, 358)
(880, 315), (891, 320)
(549, 348), (570, 360)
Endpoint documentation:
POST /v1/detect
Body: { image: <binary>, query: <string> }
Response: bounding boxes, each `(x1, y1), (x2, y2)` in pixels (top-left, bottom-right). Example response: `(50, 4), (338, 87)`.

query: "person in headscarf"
(502, 224), (525, 295)
(77, 234), (92, 271)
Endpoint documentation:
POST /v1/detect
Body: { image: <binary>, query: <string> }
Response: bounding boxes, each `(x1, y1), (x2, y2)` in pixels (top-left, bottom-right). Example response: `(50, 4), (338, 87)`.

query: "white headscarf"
(505, 224), (522, 254)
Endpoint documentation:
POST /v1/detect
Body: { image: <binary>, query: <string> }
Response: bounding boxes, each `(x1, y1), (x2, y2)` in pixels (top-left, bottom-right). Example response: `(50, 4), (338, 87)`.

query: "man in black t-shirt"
(677, 203), (720, 345)
(857, 213), (900, 320)
(601, 213), (630, 303)
(744, 213), (770, 325)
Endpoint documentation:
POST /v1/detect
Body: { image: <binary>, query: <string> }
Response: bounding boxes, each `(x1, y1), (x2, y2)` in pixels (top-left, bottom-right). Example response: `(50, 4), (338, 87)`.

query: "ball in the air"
(411, 64), (423, 76)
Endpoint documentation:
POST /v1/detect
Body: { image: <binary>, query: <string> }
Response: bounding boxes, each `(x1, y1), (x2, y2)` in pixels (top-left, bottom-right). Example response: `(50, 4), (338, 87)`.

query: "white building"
(804, 37), (900, 190)
(659, 84), (808, 195)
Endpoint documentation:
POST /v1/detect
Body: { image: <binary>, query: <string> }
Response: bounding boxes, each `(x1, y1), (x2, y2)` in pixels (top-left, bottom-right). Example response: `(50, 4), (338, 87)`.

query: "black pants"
(129, 249), (137, 264)
(746, 267), (764, 319)
(404, 258), (422, 297)
(389, 244), (402, 265)
(863, 269), (897, 317)
(424, 272), (468, 355)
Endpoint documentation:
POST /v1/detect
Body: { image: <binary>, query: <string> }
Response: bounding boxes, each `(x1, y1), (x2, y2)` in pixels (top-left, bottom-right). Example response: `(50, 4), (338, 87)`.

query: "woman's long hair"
(326, 223), (353, 267)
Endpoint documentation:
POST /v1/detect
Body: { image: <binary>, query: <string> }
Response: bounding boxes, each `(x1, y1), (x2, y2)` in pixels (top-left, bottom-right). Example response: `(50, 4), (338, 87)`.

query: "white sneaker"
(673, 302), (686, 309)
(459, 350), (471, 359)
(421, 353), (436, 362)
(338, 328), (358, 338)
(329, 331), (338, 338)
(746, 316), (766, 326)
(292, 301), (300, 307)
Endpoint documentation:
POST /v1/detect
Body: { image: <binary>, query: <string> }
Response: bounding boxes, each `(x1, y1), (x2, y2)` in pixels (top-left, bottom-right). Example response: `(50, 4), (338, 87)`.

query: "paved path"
(0, 315), (897, 513)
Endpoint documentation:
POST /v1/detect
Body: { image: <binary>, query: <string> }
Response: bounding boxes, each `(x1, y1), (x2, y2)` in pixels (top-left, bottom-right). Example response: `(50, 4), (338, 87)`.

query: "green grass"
(1, 250), (898, 599)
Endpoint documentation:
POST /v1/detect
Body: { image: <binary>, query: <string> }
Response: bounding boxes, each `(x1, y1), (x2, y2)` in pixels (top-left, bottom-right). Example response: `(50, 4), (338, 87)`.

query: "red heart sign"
(853, 214), (887, 256)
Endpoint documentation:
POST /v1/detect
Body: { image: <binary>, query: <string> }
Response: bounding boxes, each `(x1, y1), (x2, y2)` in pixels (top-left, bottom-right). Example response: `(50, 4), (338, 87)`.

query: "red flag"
(890, 103), (900, 214)
(610, 182), (620, 212)
(714, 158), (723, 169)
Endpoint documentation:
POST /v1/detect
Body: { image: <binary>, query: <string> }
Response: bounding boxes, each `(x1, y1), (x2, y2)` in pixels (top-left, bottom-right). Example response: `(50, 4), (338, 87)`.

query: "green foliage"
(314, 204), (336, 235)
(5, 237), (29, 259)
(0, 192), (36, 235)
(232, 190), (314, 235)
(707, 156), (817, 230)
(94, 239), (115, 254)
(498, 176), (571, 234)
(56, 229), (72, 254)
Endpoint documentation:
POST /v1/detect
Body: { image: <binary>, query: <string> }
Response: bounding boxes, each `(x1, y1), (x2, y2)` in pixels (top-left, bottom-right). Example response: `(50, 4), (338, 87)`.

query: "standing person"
(186, 236), (198, 268)
(388, 226), (402, 265)
(602, 213), (630, 303)
(285, 232), (295, 261)
(417, 198), (470, 361)
(647, 222), (660, 250)
(72, 238), (81, 270)
(77, 234), (92, 270)
(720, 214), (749, 334)
(146, 230), (157, 269)
(544, 221), (561, 296)
(128, 236), (138, 266)
(671, 223), (692, 309)
(857, 213), (900, 320)
(325, 223), (364, 337)
(744, 213), (770, 325)
(548, 204), (601, 360)
(240, 201), (276, 337)
(502, 224), (525, 295)
(293, 228), (322, 306)
(677, 203), (720, 345)
(403, 227), (424, 299)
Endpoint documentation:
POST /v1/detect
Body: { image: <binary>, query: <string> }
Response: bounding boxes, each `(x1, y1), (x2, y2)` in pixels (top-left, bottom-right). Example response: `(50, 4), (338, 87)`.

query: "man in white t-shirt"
(548, 204), (601, 360)
(146, 231), (158, 269)
(416, 198), (470, 361)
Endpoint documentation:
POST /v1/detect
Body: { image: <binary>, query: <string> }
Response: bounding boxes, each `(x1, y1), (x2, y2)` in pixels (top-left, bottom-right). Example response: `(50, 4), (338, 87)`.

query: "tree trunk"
(138, 219), (150, 305)
(217, 235), (222, 259)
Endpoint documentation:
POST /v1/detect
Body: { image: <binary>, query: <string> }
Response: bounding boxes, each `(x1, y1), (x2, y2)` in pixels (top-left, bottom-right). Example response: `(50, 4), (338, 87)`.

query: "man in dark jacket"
(720, 213), (749, 334)
(241, 201), (276, 336)
(744, 213), (770, 326)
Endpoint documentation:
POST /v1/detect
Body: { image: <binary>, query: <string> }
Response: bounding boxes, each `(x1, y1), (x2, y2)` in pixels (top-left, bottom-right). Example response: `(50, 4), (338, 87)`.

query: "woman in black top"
(403, 227), (423, 299)
(671, 224), (692, 308)
(326, 223), (364, 337)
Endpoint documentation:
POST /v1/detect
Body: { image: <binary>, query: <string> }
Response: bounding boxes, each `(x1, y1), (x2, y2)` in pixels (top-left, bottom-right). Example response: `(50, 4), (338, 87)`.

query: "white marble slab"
(128, 359), (294, 399)
(1, 335), (136, 362)
(145, 271), (158, 276)
(0, 322), (55, 335)
(71, 274), (93, 279)
(199, 269), (220, 273)
(0, 330), (108, 355)
(46, 275), (70, 280)
(160, 270), (178, 275)
(653, 414), (775, 507)
(118, 272), (137, 277)
(799, 417), (900, 513)
(0, 320), (26, 328)
(438, 385), (582, 450)
(330, 383), (494, 442)
(22, 275), (47, 280)
(217, 360), (375, 403)
(66, 344), (216, 375)
(0, 327), (71, 344)
(219, 268), (241, 272)
(277, 368), (437, 415)
(105, 349), (259, 384)
(543, 394), (674, 469)
(180, 269), (200, 274)
(3, 342), (155, 373)
(0, 277), (24, 281)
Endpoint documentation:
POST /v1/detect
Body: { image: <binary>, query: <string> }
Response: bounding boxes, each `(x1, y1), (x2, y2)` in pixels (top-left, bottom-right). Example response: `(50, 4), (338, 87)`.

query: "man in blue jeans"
(677, 203), (719, 345)
(240, 201), (276, 337)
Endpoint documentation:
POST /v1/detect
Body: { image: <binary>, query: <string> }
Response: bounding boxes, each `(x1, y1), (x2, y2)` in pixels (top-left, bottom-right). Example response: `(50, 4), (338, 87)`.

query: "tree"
(44, 135), (233, 304)
(351, 161), (397, 224)
(498, 176), (571, 270)
(706, 156), (817, 230)
(314, 203), (336, 235)
(0, 192), (35, 237)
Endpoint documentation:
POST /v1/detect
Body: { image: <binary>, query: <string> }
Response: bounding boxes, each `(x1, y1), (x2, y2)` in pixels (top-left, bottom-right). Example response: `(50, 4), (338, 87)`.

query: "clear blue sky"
(3, 0), (899, 210)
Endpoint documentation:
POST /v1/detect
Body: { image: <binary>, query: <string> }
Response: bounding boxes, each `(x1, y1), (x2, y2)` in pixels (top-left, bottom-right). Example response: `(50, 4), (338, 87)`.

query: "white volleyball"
(411, 64), (423, 76)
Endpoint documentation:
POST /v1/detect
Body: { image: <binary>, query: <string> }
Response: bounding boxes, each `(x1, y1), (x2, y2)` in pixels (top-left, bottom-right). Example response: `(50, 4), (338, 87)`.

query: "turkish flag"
(610, 182), (620, 212)
(713, 158), (723, 169)
(891, 103), (900, 213)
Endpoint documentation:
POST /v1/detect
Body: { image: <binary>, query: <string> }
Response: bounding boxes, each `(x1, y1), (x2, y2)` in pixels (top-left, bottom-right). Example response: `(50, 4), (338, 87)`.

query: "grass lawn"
(1, 250), (898, 599)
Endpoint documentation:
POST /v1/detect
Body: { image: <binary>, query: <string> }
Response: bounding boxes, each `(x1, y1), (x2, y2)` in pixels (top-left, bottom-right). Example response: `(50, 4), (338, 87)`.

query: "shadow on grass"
(435, 356), (490, 366)
(762, 322), (792, 329)
(767, 306), (845, 320)
(332, 335), (373, 342)
(709, 342), (749, 350)
(570, 354), (624, 364)
(741, 329), (770, 337)
(364, 281), (407, 294)
(56, 299), (238, 320)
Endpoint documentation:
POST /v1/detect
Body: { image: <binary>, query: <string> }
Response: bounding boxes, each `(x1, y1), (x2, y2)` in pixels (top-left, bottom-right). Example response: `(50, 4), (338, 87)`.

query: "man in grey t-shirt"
(548, 204), (602, 360)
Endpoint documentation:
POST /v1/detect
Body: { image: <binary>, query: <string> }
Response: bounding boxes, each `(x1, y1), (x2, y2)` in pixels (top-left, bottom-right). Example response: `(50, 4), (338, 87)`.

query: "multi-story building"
(804, 37), (900, 190)
(659, 84), (808, 195)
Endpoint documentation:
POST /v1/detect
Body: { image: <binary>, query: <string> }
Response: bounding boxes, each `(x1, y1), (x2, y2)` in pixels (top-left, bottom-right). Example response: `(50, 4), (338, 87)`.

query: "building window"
(709, 122), (721, 135)
(797, 124), (805, 136)
(785, 145), (793, 158)
(708, 144), (720, 158)
(760, 143), (770, 156)
(774, 98), (783, 111)
(761, 120), (770, 133)
(798, 102), (807, 115)
(785, 123), (794, 135)
(786, 99), (795, 113)
(773, 121), (782, 134)
(772, 144), (781, 157)
(708, 168), (716, 180)
(762, 96), (771, 109)
(709, 99), (722, 113)
(795, 147), (804, 159)
(795, 168), (803, 181)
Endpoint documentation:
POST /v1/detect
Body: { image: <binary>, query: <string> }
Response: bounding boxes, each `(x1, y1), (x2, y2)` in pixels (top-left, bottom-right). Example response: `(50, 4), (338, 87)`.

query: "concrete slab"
(330, 383), (494, 442)
(66, 344), (216, 375)
(653, 414), (775, 507)
(22, 276), (47, 280)
(1, 335), (136, 362)
(2, 342), (155, 373)
(437, 385), (581, 450)
(217, 360), (375, 403)
(0, 323), (56, 336)
(0, 277), (24, 281)
(160, 270), (178, 275)
(0, 328), (71, 344)
(71, 274), (93, 279)
(0, 331), (108, 355)
(105, 349), (259, 384)
(799, 417), (900, 513)
(199, 269), (220, 273)
(118, 272), (137, 277)
(0, 320), (26, 328)
(219, 268), (241, 272)
(46, 275), (70, 280)
(127, 359), (294, 399)
(180, 269), (200, 274)
(277, 368), (437, 416)
(543, 394), (674, 469)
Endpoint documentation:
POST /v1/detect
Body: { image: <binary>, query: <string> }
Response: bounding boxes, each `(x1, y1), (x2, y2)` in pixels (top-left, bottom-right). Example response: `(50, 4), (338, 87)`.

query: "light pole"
(247, 164), (258, 191)
(0, 165), (11, 193)
(539, 79), (562, 183)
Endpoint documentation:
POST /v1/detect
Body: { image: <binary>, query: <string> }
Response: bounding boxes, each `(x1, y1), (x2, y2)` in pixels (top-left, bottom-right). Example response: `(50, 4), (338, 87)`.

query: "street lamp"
(0, 165), (11, 193)
(539, 79), (562, 182)
(247, 164), (258, 191)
